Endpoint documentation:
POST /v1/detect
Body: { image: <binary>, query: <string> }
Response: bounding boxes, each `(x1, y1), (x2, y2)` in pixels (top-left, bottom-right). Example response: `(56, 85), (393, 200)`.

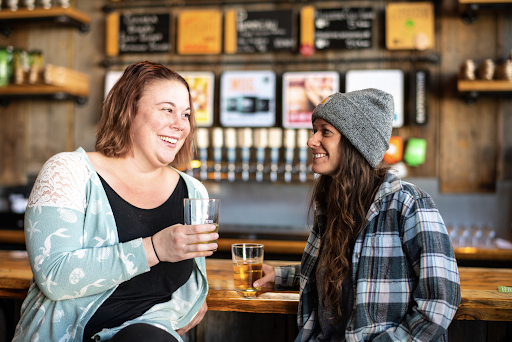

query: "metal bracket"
(461, 2), (512, 25)
(0, 14), (90, 37)
(0, 93), (88, 107)
(460, 90), (512, 104)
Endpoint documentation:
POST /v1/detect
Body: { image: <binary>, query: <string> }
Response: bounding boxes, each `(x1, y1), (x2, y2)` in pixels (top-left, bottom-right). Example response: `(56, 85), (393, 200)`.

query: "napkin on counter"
(495, 238), (512, 249)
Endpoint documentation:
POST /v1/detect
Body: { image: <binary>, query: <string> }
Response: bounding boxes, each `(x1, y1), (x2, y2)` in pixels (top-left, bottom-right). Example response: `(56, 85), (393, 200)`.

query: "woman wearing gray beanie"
(255, 89), (461, 341)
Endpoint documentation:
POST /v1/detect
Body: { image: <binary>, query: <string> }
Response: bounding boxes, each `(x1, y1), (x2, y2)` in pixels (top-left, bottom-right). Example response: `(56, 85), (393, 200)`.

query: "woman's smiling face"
(129, 79), (191, 169)
(307, 118), (342, 176)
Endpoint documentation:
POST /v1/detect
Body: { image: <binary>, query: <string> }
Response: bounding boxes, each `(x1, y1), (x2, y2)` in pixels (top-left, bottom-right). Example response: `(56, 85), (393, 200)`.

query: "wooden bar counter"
(2, 250), (512, 321)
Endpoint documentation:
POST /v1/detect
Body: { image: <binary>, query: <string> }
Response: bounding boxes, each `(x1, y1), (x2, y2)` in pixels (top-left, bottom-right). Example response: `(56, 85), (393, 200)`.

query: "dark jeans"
(108, 323), (178, 342)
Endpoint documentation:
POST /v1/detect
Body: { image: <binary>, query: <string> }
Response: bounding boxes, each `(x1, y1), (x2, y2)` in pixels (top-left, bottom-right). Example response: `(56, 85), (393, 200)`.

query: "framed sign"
(177, 10), (222, 54)
(386, 2), (434, 50)
(220, 71), (276, 127)
(282, 71), (339, 128)
(345, 69), (404, 128)
(224, 9), (295, 54)
(180, 72), (215, 127)
(314, 7), (374, 50)
(106, 13), (171, 56)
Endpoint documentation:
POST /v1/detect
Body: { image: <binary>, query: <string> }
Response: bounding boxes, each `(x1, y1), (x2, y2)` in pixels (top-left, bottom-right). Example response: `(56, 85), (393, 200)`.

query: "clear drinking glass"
(231, 243), (264, 298)
(184, 198), (220, 251)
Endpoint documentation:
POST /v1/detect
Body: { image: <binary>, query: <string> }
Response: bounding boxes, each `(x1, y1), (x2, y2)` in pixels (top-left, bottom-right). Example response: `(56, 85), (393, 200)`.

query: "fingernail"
(253, 282), (259, 287)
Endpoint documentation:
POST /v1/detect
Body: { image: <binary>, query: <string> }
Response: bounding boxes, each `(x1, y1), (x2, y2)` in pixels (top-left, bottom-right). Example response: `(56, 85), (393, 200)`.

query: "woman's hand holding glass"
(149, 223), (218, 264)
(252, 264), (276, 289)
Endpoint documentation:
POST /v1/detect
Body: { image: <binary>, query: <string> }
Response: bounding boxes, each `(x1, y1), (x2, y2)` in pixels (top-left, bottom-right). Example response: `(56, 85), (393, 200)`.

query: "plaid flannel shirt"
(274, 172), (461, 342)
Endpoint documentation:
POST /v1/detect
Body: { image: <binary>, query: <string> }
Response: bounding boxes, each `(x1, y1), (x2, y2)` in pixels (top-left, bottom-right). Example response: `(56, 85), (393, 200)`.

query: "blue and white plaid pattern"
(274, 172), (460, 342)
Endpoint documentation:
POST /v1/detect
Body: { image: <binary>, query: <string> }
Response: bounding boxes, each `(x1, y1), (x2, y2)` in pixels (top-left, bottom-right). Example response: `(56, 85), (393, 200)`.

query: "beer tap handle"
(224, 128), (237, 182)
(212, 127), (224, 181)
(268, 128), (282, 182)
(253, 128), (268, 182)
(238, 128), (253, 181)
(196, 128), (210, 180)
(284, 129), (296, 183)
(297, 129), (309, 183)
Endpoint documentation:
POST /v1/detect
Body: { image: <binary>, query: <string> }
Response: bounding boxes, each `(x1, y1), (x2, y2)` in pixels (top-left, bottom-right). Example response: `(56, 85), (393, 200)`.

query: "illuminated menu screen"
(220, 70), (276, 127)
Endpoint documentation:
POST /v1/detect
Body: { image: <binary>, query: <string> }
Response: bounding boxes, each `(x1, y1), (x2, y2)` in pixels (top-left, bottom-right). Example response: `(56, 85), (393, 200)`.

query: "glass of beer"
(184, 199), (220, 251)
(231, 243), (264, 298)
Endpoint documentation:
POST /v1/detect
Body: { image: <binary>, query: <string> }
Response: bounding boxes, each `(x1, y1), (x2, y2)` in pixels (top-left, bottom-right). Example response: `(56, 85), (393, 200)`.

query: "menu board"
(315, 7), (374, 50)
(177, 10), (222, 54)
(118, 13), (170, 54)
(225, 9), (295, 53)
(345, 69), (404, 128)
(180, 72), (215, 127)
(282, 72), (339, 128)
(220, 71), (276, 127)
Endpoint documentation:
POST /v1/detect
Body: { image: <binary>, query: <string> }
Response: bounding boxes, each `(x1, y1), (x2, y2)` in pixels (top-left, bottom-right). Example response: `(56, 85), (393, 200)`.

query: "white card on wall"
(220, 70), (276, 127)
(345, 69), (404, 128)
(104, 71), (124, 99)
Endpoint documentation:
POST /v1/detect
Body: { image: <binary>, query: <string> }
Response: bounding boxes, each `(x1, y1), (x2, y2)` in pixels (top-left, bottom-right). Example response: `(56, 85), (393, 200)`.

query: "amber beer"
(233, 262), (263, 294)
(231, 243), (264, 298)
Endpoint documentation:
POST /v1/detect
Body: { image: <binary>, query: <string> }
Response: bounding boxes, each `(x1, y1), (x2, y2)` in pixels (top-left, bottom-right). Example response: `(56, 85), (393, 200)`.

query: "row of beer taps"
(188, 127), (312, 182)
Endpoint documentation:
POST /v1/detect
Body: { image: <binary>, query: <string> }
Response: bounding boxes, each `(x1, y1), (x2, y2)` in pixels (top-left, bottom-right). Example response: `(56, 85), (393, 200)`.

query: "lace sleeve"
(27, 152), (93, 213)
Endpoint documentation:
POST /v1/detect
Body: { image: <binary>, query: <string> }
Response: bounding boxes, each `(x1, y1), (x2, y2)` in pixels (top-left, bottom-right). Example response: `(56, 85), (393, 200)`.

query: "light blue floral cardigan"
(13, 148), (208, 342)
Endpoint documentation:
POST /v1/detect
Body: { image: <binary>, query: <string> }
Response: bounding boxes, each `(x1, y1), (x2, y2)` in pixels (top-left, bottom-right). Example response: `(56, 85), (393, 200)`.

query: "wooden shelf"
(3, 253), (512, 321)
(0, 84), (89, 105)
(459, 0), (512, 3)
(0, 7), (91, 34)
(458, 79), (512, 92)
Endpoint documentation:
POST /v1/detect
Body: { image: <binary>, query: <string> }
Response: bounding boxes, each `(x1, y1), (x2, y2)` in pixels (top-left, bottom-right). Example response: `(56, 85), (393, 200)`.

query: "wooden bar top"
(2, 250), (512, 320)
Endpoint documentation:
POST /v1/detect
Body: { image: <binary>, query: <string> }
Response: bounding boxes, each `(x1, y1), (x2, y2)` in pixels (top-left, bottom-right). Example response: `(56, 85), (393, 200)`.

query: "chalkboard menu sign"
(119, 13), (170, 54)
(315, 7), (374, 50)
(229, 10), (295, 53)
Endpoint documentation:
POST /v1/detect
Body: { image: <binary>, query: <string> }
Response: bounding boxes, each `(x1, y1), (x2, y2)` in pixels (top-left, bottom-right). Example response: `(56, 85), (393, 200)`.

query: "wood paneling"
(0, 28), (28, 186)
(439, 7), (500, 192)
(0, 0), (509, 194)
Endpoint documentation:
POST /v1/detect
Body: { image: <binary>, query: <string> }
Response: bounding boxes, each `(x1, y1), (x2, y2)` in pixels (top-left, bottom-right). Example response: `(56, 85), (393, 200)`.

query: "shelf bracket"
(0, 15), (91, 37)
(461, 91), (479, 105)
(0, 94), (88, 107)
(459, 90), (512, 104)
(461, 2), (512, 24)
(462, 4), (479, 24)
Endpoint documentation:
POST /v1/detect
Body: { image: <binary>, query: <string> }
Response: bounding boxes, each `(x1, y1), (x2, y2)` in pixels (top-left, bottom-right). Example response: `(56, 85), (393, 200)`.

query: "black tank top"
(83, 175), (193, 340)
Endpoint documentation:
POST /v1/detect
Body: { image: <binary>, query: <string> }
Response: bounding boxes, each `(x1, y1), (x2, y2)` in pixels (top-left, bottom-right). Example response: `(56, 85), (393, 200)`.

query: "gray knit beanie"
(311, 88), (394, 168)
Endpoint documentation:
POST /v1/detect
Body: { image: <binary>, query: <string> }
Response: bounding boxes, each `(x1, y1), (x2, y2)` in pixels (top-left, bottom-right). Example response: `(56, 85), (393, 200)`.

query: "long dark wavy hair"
(309, 133), (390, 321)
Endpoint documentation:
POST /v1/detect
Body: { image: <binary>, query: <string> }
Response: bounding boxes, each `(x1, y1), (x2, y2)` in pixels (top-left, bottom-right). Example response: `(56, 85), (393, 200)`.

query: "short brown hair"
(96, 61), (196, 170)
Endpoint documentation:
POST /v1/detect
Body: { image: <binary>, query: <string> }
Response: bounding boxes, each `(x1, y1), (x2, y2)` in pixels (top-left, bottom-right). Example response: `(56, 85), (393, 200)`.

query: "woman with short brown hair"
(14, 61), (214, 342)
